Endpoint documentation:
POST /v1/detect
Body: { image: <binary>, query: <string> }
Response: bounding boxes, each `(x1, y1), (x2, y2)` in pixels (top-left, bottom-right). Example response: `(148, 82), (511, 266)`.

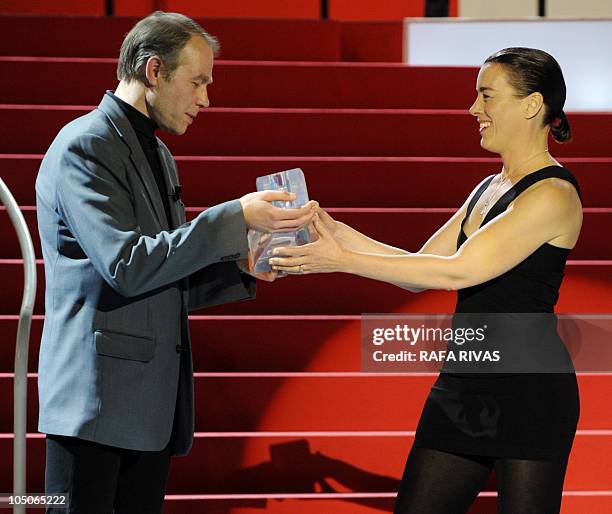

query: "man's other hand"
(236, 258), (278, 282)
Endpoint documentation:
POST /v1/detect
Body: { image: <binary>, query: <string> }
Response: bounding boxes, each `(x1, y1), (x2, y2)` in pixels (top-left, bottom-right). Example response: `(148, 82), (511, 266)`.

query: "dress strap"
(465, 174), (496, 218)
(482, 166), (582, 227)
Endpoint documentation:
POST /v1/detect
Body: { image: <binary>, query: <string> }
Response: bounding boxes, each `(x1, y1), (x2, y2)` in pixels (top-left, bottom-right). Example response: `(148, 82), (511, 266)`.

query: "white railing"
(0, 178), (37, 514)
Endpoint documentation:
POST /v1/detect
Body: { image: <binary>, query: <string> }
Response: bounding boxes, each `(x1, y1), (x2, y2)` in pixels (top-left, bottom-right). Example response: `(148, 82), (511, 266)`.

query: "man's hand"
(239, 190), (318, 233)
(236, 258), (277, 282)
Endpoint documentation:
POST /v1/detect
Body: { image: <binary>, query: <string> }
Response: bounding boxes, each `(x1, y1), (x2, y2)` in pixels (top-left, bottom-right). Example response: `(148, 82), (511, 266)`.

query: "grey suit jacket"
(35, 94), (255, 455)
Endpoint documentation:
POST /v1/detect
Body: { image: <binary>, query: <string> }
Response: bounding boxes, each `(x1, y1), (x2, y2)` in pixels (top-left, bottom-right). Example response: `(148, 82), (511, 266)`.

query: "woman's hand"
(269, 215), (347, 274)
(315, 207), (338, 237)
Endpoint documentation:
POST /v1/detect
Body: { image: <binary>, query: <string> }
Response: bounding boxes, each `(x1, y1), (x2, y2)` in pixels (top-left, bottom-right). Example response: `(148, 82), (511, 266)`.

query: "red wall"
(330, 0), (458, 19)
(0, 0), (320, 18)
(330, 0), (424, 20)
(115, 0), (153, 16)
(0, 0), (104, 15)
(1, 0), (458, 18)
(117, 0), (320, 18)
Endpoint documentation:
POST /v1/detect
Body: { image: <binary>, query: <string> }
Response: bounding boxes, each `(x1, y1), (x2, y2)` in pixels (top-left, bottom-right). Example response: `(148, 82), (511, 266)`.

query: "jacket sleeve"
(55, 134), (250, 297)
(187, 261), (256, 312)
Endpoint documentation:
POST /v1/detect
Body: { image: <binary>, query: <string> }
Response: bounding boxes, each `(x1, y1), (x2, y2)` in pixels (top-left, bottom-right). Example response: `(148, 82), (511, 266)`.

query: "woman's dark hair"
(117, 11), (219, 84)
(484, 47), (572, 143)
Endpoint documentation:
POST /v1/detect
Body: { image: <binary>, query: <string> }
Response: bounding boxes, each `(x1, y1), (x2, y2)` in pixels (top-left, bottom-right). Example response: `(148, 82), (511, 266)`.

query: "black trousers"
(45, 434), (171, 514)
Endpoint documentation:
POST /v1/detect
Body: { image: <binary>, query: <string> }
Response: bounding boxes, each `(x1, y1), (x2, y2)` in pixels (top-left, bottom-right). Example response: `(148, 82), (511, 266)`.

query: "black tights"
(394, 447), (569, 514)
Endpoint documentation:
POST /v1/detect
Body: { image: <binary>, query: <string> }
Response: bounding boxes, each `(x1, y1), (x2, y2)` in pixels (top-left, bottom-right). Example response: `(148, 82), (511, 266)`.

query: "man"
(35, 11), (315, 513)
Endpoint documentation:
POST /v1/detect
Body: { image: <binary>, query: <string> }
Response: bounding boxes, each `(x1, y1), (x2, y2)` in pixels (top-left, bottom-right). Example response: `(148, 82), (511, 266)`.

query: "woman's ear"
(523, 92), (544, 120)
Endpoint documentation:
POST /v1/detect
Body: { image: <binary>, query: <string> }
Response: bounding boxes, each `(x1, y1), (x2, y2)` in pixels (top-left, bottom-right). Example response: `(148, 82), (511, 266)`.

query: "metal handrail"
(0, 178), (37, 514)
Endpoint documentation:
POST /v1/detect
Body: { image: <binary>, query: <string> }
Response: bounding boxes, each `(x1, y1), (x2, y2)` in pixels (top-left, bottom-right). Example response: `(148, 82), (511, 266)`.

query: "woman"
(270, 48), (582, 513)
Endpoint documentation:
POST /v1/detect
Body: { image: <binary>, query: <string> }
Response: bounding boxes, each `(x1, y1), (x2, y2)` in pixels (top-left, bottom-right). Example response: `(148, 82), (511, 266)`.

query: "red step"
(0, 58), (478, 109)
(0, 261), (610, 315)
(158, 496), (437, 514)
(2, 155), (610, 207)
(2, 207), (610, 260)
(161, 495), (612, 514)
(0, 433), (610, 493)
(0, 106), (485, 157)
(0, 16), (342, 61)
(1, 494), (583, 513)
(3, 316), (612, 382)
(1, 493), (605, 514)
(0, 374), (609, 433)
(3, 106), (612, 157)
(0, 315), (348, 373)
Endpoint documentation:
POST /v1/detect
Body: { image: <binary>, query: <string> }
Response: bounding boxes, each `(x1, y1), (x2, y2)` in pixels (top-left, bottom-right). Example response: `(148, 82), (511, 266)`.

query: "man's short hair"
(117, 11), (219, 83)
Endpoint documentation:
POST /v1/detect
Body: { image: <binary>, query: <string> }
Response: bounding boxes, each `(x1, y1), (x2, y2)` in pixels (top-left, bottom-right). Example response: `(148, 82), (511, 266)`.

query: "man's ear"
(523, 92), (544, 120)
(144, 56), (163, 87)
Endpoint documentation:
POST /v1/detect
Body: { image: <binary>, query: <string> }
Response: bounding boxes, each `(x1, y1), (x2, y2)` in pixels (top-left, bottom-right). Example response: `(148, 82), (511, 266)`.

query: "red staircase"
(1, 15), (611, 514)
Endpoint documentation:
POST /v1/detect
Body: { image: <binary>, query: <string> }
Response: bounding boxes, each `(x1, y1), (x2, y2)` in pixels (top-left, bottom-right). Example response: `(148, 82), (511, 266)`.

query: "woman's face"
(469, 63), (526, 155)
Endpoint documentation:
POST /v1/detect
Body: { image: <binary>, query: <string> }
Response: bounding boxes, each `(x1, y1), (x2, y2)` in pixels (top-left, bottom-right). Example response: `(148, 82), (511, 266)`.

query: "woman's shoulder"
(515, 167), (582, 216)
(530, 165), (581, 199)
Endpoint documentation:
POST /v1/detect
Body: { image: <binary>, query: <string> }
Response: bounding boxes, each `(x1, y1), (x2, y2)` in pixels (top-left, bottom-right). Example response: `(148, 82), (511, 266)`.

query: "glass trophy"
(248, 168), (312, 273)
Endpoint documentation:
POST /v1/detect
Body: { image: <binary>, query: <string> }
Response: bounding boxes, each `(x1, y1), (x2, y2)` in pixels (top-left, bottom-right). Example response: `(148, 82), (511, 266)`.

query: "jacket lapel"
(97, 94), (169, 229)
(157, 143), (186, 229)
(156, 142), (190, 297)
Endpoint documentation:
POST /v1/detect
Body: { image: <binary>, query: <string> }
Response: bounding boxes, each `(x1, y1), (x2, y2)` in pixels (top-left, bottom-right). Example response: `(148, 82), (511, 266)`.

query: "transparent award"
(248, 168), (311, 273)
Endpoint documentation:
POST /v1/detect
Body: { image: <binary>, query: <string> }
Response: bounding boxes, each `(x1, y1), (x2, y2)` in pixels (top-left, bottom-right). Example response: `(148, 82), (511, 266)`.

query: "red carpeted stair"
(3, 105), (612, 157)
(0, 58), (473, 108)
(1, 15), (611, 514)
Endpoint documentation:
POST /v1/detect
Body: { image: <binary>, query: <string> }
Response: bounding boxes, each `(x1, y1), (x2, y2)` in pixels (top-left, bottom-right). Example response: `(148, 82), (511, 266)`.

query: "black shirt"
(106, 93), (253, 289)
(106, 91), (173, 225)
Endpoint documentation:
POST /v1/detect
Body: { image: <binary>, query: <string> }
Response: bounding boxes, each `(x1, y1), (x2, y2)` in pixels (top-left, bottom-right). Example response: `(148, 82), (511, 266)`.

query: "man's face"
(147, 36), (214, 136)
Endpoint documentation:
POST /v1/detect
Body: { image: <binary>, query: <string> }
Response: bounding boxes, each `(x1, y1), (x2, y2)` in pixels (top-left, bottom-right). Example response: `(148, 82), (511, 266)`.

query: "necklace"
(478, 149), (550, 216)
(478, 171), (511, 216)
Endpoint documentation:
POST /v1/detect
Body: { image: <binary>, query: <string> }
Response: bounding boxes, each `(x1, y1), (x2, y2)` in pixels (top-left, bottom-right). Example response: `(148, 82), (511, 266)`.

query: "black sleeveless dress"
(413, 166), (581, 460)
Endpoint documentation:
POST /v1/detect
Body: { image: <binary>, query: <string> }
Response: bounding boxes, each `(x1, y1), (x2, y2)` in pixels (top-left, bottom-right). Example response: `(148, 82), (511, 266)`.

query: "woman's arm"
(271, 180), (582, 291)
(332, 219), (408, 256)
(317, 175), (492, 292)
(327, 212), (453, 292)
